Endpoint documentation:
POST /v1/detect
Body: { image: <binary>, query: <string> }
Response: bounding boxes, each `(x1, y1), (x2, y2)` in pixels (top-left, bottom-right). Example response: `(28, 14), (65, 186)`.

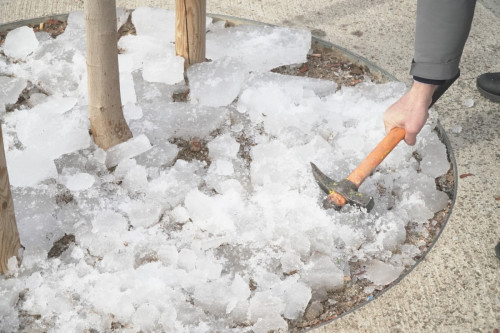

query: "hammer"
(311, 72), (459, 212)
(311, 127), (404, 212)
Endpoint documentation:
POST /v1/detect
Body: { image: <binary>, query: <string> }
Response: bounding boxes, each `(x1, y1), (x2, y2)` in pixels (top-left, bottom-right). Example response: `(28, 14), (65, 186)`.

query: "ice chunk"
(142, 54), (185, 85)
(132, 304), (160, 331)
(301, 254), (344, 295)
(120, 72), (137, 105)
(177, 248), (197, 272)
(207, 25), (311, 72)
(280, 252), (302, 274)
(0, 76), (27, 112)
(118, 53), (135, 73)
(121, 164), (149, 193)
(208, 159), (234, 176)
(116, 8), (130, 30)
(91, 210), (128, 234)
(207, 133), (240, 160)
(157, 245), (178, 266)
(184, 189), (238, 235)
(3, 26), (39, 59)
(0, 285), (21, 331)
(193, 280), (232, 316)
(169, 205), (190, 224)
(135, 141), (179, 168)
(30, 95), (78, 115)
(417, 130), (450, 178)
(365, 259), (404, 286)
(248, 291), (285, 323)
(283, 282), (311, 320)
(15, 107), (91, 159)
(148, 160), (205, 208)
(237, 72), (327, 137)
(6, 148), (58, 187)
(187, 57), (249, 107)
(27, 93), (48, 107)
(132, 7), (176, 42)
(143, 102), (229, 140)
(123, 102), (143, 122)
(60, 172), (95, 191)
(105, 134), (152, 168)
(247, 71), (337, 97)
(118, 35), (173, 71)
(227, 274), (251, 314)
(252, 314), (288, 333)
(114, 158), (137, 180)
(250, 141), (304, 187)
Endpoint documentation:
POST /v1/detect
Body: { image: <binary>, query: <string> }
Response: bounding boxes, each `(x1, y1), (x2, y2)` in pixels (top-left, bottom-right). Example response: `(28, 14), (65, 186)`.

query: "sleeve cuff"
(413, 76), (446, 86)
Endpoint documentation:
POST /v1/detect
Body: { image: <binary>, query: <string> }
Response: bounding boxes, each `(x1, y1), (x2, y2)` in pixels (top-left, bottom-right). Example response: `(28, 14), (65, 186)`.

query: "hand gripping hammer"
(311, 72), (459, 212)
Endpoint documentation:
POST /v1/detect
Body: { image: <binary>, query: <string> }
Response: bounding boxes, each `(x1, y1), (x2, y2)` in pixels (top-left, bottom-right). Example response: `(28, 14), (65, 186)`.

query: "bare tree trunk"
(85, 0), (132, 150)
(0, 124), (21, 275)
(175, 0), (206, 69)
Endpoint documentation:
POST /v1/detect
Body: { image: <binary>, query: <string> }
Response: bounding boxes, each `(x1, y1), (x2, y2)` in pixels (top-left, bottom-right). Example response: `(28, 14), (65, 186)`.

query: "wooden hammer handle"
(326, 127), (406, 207)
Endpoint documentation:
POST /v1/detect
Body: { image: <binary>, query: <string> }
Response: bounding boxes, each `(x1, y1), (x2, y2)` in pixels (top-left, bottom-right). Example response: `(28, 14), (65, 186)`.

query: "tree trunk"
(0, 124), (21, 275)
(85, 0), (132, 150)
(175, 0), (206, 69)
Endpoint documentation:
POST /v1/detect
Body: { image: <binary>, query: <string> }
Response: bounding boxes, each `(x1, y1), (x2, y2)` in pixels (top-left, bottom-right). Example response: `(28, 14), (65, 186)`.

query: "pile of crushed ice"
(0, 7), (451, 332)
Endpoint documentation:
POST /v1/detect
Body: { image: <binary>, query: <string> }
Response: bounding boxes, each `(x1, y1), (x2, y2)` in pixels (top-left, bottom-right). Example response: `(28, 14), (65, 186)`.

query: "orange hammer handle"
(327, 127), (406, 207)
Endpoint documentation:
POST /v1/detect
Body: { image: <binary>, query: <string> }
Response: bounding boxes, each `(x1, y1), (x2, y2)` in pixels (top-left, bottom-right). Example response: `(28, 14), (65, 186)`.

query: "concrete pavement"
(1, 1), (499, 332)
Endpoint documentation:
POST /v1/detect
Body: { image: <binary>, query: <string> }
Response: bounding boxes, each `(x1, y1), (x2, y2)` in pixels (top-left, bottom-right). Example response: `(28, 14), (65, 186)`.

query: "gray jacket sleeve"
(410, 0), (477, 81)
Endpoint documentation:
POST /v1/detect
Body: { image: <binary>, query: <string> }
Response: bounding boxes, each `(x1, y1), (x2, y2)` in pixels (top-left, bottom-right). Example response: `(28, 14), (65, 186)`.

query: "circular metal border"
(0, 12), (458, 331)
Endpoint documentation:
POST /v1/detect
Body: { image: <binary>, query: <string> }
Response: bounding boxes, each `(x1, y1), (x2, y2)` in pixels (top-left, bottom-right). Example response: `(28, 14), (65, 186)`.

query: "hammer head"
(310, 162), (375, 212)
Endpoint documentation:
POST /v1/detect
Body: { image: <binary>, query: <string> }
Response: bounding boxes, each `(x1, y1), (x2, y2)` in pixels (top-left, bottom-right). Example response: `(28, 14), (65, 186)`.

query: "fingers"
(404, 131), (417, 146)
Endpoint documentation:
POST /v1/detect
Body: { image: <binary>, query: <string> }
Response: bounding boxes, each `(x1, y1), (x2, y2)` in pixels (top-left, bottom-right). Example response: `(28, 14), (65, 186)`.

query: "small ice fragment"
(6, 256), (19, 277)
(3, 26), (39, 59)
(0, 76), (27, 112)
(207, 133), (240, 160)
(463, 98), (474, 107)
(61, 173), (95, 191)
(364, 260), (404, 286)
(452, 125), (462, 134)
(251, 314), (288, 333)
(105, 134), (152, 168)
(116, 8), (130, 30)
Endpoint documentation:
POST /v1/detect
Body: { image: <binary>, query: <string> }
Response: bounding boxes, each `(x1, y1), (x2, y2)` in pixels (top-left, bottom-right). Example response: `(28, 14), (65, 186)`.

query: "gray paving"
(1, 1), (499, 332)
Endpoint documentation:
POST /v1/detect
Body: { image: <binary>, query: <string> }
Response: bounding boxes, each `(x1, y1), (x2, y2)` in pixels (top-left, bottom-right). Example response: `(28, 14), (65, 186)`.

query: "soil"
(2, 16), (455, 332)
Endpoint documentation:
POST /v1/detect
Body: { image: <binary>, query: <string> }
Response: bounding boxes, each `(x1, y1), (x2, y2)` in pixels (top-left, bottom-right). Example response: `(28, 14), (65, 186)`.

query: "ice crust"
(0, 8), (452, 333)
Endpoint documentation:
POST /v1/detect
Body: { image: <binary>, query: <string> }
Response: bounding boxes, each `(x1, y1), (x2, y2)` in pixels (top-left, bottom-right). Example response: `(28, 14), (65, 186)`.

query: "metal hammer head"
(310, 162), (374, 212)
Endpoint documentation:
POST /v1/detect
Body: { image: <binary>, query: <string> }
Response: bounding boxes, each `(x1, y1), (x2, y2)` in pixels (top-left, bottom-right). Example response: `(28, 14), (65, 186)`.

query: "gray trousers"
(410, 0), (477, 80)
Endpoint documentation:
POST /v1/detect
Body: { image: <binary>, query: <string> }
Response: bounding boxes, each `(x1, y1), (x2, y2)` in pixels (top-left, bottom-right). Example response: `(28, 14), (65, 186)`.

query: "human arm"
(384, 0), (477, 145)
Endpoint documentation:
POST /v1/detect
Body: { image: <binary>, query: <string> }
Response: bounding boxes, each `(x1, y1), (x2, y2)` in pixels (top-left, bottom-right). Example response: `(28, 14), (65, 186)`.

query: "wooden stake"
(175, 0), (206, 68)
(0, 124), (21, 275)
(85, 0), (133, 150)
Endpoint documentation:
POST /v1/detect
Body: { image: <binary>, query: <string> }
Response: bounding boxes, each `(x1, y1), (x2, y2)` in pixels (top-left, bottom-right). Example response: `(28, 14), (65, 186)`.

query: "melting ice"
(0, 8), (451, 332)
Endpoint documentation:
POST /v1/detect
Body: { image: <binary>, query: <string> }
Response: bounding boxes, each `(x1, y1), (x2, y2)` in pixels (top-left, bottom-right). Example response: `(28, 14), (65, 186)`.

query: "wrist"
(410, 81), (438, 106)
